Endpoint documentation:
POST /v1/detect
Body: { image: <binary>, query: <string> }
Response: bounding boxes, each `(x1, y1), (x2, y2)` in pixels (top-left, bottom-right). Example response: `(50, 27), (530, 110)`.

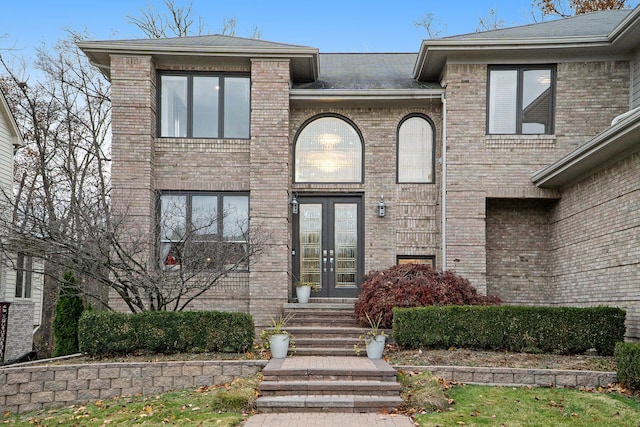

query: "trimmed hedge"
(393, 305), (625, 356)
(78, 311), (254, 357)
(615, 342), (640, 391)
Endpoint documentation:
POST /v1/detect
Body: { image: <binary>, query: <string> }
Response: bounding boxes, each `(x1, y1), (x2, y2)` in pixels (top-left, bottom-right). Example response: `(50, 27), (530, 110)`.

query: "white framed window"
(159, 73), (250, 139)
(294, 115), (363, 183)
(487, 65), (555, 135)
(15, 252), (32, 299)
(397, 114), (435, 183)
(158, 192), (249, 271)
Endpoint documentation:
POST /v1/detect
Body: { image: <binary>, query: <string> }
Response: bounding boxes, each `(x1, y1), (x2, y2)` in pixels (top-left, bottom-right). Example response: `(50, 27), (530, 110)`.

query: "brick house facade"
(79, 8), (640, 337)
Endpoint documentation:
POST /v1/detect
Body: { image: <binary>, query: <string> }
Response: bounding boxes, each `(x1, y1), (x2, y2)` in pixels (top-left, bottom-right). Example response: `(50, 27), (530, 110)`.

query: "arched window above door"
(294, 116), (363, 183)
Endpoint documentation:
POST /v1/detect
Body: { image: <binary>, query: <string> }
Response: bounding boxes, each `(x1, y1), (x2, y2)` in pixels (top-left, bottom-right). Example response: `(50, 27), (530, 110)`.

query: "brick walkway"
(242, 413), (414, 426)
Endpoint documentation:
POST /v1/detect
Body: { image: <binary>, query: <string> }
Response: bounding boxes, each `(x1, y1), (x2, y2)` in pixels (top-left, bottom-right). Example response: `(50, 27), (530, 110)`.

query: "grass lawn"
(2, 376), (258, 426)
(414, 384), (640, 426)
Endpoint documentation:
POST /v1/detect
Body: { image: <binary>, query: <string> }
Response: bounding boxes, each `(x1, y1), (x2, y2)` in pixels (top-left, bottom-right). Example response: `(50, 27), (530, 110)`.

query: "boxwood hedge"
(78, 310), (254, 357)
(393, 305), (625, 356)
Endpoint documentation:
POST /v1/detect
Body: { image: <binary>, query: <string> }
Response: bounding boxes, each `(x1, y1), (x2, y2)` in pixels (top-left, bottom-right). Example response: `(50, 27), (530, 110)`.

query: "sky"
(1, 0), (639, 58)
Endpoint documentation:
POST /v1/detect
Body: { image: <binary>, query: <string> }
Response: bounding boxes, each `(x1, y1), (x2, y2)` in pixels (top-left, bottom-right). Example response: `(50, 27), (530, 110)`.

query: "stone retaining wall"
(0, 360), (617, 414)
(396, 365), (616, 388)
(0, 359), (267, 414)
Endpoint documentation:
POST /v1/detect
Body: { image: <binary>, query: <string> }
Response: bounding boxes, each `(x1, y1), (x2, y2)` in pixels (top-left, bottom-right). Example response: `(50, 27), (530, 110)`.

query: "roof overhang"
(77, 41), (320, 83)
(414, 7), (640, 81)
(0, 90), (24, 149)
(531, 108), (640, 188)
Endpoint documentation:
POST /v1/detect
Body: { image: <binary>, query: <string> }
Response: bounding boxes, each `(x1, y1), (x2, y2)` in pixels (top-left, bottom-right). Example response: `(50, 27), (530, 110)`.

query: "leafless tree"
(477, 9), (506, 32)
(534, 0), (631, 17)
(415, 13), (446, 39)
(127, 0), (262, 39)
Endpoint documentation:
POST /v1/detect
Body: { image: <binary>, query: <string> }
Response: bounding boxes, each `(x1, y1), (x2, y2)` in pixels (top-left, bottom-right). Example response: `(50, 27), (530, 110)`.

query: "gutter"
(440, 92), (447, 271)
(289, 88), (444, 102)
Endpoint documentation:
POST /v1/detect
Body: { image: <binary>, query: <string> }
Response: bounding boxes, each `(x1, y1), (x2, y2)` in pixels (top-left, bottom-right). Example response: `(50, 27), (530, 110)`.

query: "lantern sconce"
(291, 194), (299, 215)
(377, 195), (386, 217)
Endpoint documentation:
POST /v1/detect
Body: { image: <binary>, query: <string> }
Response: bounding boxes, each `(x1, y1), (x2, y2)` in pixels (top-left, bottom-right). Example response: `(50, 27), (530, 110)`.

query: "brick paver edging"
(0, 359), (268, 414)
(395, 365), (616, 388)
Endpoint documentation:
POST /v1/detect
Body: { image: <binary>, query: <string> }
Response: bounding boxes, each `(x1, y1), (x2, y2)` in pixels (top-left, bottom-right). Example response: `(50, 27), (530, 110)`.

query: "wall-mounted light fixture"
(377, 195), (386, 217)
(291, 194), (299, 215)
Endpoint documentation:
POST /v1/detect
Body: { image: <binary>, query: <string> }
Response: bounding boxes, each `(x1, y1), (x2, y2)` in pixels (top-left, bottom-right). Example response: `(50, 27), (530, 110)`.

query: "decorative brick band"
(395, 365), (616, 388)
(0, 359), (267, 414)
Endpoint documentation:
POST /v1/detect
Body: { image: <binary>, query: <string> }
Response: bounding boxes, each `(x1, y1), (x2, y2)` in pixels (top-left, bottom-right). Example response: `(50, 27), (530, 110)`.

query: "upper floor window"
(15, 252), (32, 299)
(294, 115), (363, 183)
(397, 115), (435, 183)
(487, 65), (555, 135)
(159, 192), (249, 271)
(159, 73), (250, 139)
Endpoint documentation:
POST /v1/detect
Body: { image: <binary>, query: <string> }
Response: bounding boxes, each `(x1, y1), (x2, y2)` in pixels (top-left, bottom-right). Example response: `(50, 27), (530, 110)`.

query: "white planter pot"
(296, 285), (311, 304)
(366, 335), (386, 359)
(269, 333), (290, 358)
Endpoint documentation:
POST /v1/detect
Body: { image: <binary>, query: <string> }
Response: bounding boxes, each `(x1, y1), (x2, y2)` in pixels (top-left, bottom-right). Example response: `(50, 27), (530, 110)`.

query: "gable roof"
(0, 89), (24, 149)
(415, 7), (640, 81)
(78, 34), (319, 82)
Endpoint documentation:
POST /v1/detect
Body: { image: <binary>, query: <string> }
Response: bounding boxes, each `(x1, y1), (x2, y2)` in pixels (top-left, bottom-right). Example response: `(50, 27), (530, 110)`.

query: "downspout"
(440, 92), (447, 271)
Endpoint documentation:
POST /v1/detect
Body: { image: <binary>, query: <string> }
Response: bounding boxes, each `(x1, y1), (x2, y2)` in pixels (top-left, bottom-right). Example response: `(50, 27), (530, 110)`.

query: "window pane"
(398, 117), (433, 183)
(522, 69), (552, 134)
(193, 76), (219, 138)
(224, 77), (250, 139)
(295, 117), (362, 182)
(223, 196), (249, 240)
(488, 70), (517, 134)
(161, 76), (188, 137)
(15, 253), (24, 298)
(192, 195), (218, 236)
(160, 195), (187, 241)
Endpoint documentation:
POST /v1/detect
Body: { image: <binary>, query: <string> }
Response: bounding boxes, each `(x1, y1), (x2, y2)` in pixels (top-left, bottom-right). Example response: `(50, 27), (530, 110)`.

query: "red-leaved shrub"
(354, 264), (501, 329)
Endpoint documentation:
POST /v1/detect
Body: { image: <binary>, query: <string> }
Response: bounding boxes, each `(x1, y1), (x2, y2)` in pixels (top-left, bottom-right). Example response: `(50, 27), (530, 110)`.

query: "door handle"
(329, 257), (334, 272)
(323, 257), (327, 272)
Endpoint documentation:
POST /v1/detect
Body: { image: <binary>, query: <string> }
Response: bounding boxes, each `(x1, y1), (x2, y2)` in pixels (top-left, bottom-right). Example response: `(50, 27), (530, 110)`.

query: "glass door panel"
(299, 204), (322, 290)
(334, 204), (357, 289)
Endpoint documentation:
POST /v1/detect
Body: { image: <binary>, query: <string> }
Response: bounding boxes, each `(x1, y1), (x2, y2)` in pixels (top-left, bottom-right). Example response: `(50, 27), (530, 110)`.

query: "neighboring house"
(78, 7), (640, 337)
(0, 88), (44, 361)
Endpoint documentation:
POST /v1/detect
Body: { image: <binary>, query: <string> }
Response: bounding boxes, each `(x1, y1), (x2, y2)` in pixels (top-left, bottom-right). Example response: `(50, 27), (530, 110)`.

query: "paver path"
(242, 412), (414, 426)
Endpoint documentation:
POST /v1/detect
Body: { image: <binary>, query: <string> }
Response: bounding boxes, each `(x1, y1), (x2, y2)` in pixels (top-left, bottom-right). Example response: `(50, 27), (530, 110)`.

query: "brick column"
(109, 55), (156, 311)
(249, 59), (291, 328)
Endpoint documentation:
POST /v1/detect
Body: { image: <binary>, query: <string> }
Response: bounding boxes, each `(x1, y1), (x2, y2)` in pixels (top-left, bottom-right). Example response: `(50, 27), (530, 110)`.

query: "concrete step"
(261, 357), (397, 383)
(255, 395), (404, 413)
(260, 380), (401, 396)
(286, 326), (369, 337)
(295, 337), (359, 347)
(294, 347), (359, 357)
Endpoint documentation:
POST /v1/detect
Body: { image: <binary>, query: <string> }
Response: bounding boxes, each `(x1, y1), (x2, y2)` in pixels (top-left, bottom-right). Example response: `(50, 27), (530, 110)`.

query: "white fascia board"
(289, 88), (445, 101)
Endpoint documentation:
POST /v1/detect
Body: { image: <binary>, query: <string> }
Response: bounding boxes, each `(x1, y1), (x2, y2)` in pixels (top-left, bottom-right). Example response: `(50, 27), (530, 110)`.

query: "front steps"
(283, 302), (369, 357)
(255, 303), (403, 414)
(256, 356), (403, 413)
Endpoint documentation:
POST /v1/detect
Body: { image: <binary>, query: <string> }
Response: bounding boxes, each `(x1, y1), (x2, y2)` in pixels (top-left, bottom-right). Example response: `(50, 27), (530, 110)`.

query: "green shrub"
(78, 310), (254, 357)
(354, 264), (500, 329)
(393, 305), (625, 356)
(52, 272), (85, 357)
(615, 342), (640, 391)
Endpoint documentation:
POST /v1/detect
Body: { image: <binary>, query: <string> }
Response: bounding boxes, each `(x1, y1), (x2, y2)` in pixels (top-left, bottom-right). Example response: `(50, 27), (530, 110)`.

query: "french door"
(293, 196), (363, 298)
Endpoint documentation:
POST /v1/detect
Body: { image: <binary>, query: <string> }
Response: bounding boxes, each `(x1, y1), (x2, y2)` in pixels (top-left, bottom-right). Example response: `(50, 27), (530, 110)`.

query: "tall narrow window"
(294, 115), (363, 183)
(15, 252), (32, 299)
(487, 65), (555, 135)
(397, 115), (435, 183)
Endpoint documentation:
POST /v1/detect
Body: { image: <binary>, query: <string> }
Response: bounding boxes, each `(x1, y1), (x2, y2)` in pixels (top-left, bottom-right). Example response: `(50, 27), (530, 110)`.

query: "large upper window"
(397, 115), (435, 183)
(294, 115), (363, 183)
(159, 73), (250, 139)
(159, 192), (249, 271)
(487, 66), (555, 135)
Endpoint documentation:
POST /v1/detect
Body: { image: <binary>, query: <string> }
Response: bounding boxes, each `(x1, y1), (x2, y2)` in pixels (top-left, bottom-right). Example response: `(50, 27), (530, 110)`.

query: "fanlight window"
(294, 116), (363, 183)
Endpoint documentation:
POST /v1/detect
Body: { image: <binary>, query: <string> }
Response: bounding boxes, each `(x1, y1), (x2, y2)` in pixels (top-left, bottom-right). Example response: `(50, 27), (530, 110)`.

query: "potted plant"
(295, 282), (318, 304)
(354, 312), (386, 359)
(259, 312), (295, 358)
